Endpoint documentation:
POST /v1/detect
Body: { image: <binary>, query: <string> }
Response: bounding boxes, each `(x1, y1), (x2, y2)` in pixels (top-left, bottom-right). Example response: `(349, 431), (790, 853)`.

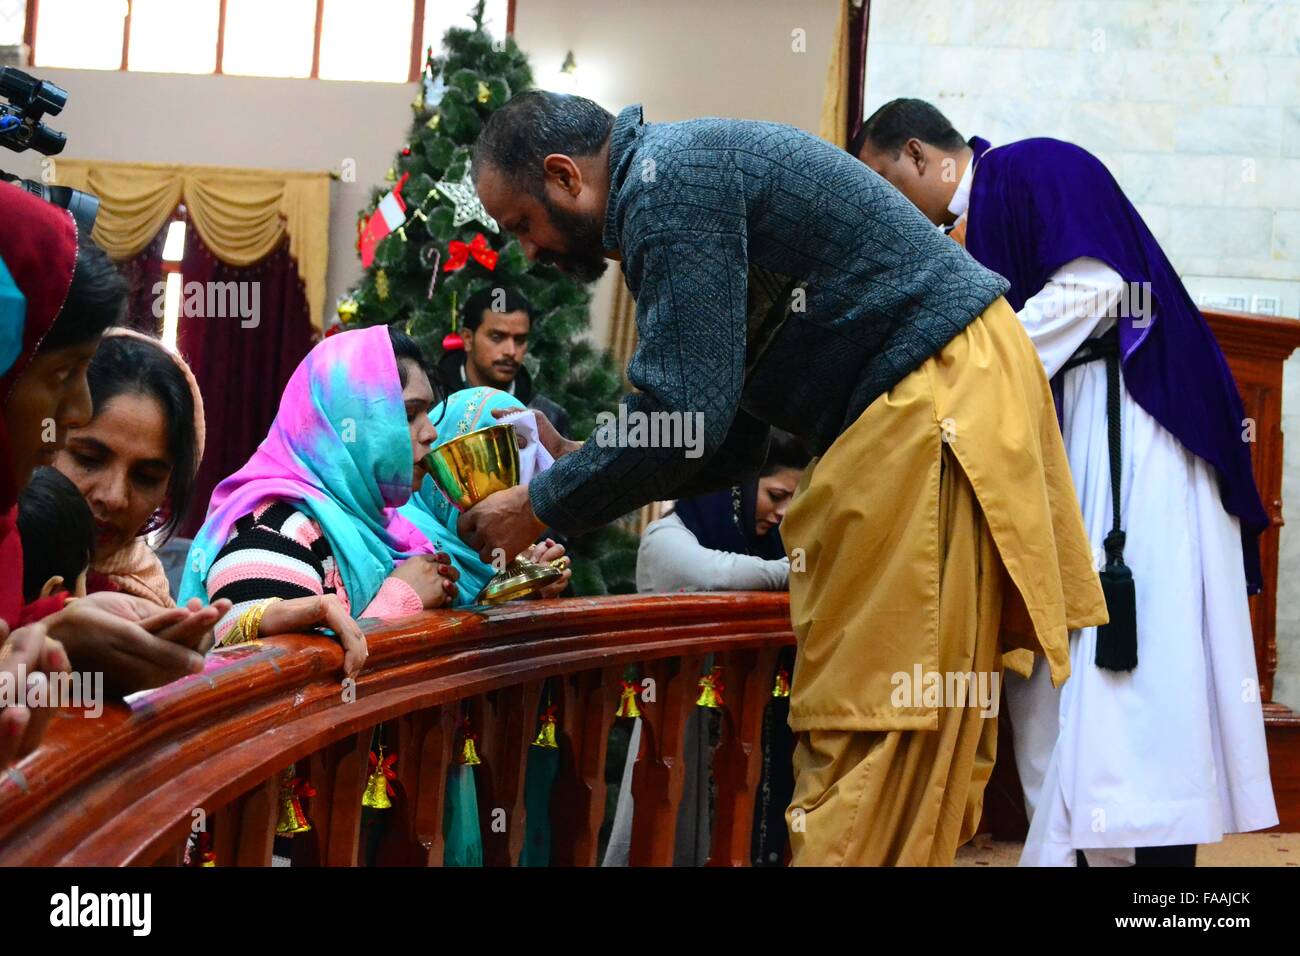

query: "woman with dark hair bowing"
(636, 429), (810, 593)
(55, 328), (204, 607)
(180, 325), (459, 679)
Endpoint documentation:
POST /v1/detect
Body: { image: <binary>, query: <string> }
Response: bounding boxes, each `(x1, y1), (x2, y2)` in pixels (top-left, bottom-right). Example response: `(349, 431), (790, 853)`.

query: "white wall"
(4, 68), (415, 314)
(512, 0), (841, 345)
(5, 0), (840, 340)
(865, 0), (1300, 709)
(866, 0), (1300, 286)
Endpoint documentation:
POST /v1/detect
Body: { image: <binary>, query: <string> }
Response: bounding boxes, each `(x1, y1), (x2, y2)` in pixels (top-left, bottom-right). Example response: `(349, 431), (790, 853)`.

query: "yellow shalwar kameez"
(781, 296), (1107, 866)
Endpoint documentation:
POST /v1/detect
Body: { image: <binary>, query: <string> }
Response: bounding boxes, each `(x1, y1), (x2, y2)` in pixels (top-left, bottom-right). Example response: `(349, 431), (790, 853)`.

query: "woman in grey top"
(636, 430), (809, 594)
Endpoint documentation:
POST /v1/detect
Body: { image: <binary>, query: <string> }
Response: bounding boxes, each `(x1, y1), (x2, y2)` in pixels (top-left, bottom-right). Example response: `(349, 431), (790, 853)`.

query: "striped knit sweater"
(206, 501), (424, 644)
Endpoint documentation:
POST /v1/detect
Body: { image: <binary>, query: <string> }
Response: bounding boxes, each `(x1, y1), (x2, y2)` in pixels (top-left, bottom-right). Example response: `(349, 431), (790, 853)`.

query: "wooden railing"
(0, 593), (796, 866)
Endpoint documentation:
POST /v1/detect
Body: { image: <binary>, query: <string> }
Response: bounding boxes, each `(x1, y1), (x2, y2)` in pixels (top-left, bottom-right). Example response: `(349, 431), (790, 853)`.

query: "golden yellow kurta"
(781, 296), (1106, 866)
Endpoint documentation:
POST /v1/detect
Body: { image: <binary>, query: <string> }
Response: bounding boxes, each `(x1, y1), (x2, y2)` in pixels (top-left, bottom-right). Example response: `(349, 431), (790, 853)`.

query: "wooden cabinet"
(1205, 308), (1300, 831)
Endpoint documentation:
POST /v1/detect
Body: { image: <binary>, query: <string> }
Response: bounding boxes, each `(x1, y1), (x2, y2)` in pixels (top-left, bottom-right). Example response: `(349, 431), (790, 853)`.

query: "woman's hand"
(492, 406), (582, 459)
(0, 619), (69, 768)
(522, 538), (572, 599)
(259, 594), (368, 681)
(44, 596), (218, 698)
(390, 553), (459, 609)
(77, 591), (232, 654)
(169, 596), (230, 654)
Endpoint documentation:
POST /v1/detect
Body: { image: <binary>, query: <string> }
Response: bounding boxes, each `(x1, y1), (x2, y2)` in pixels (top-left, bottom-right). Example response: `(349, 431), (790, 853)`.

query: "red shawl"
(0, 185), (79, 626)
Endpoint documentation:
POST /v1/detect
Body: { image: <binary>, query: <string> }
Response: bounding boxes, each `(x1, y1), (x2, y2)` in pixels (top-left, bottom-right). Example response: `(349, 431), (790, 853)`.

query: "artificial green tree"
(340, 1), (638, 595)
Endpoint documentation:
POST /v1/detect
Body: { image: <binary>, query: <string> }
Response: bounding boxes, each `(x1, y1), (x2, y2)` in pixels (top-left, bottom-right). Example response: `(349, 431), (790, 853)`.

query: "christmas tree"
(339, 1), (638, 596)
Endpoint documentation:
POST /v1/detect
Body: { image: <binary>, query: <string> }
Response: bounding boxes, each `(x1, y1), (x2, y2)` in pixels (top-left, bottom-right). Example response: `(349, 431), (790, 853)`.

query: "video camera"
(0, 66), (99, 232)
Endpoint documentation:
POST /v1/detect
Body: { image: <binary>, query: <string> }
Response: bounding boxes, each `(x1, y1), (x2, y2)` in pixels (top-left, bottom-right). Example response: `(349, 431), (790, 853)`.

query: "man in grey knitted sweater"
(461, 92), (1105, 866)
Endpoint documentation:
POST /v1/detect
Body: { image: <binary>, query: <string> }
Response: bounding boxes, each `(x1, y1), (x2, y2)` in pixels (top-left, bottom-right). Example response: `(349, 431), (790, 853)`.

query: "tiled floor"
(955, 832), (1300, 866)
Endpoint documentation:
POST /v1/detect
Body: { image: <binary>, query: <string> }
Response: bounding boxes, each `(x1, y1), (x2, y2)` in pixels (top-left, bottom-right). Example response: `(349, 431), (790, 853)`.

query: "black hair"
(388, 325), (446, 426)
(761, 429), (812, 477)
(38, 232), (128, 353)
(852, 98), (966, 159)
(472, 90), (615, 197)
(388, 325), (435, 390)
(85, 335), (197, 541)
(461, 286), (534, 334)
(17, 466), (94, 602)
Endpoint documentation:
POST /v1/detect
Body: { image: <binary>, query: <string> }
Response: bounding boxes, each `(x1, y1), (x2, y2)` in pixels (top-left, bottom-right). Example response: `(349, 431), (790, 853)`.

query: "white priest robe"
(947, 162), (1277, 866)
(1004, 256), (1277, 865)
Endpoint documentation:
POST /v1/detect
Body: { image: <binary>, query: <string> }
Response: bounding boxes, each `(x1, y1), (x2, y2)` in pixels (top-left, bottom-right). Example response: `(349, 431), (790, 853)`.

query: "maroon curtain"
(846, 1), (870, 146)
(118, 227), (169, 335)
(176, 234), (313, 537)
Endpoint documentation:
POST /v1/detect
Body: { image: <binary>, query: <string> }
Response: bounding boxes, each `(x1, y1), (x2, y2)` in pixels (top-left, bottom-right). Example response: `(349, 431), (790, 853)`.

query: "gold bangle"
(227, 597), (282, 645)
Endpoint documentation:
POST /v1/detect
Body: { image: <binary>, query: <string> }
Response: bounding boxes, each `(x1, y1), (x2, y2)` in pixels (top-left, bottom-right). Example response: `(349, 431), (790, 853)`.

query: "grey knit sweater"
(529, 104), (1008, 535)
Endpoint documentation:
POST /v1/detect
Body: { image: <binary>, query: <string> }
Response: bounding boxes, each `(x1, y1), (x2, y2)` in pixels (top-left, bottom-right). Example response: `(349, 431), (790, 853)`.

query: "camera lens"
(6, 178), (99, 234)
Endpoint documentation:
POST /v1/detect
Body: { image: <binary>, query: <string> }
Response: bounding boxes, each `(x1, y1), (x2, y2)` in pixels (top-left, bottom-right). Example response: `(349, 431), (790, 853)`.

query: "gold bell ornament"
(362, 746), (398, 810)
(276, 768), (316, 836)
(696, 666), (725, 710)
(615, 679), (642, 719)
(185, 830), (216, 867)
(335, 295), (359, 326)
(772, 667), (791, 698)
(457, 717), (481, 766)
(531, 704), (559, 749)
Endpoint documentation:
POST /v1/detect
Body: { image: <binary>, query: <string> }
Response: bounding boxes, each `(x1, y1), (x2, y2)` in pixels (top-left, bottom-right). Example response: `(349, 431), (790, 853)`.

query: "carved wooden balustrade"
(0, 593), (796, 866)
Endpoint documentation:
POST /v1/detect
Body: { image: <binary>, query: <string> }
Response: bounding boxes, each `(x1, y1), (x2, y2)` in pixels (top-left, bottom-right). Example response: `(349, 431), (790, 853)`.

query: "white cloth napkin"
(493, 407), (555, 486)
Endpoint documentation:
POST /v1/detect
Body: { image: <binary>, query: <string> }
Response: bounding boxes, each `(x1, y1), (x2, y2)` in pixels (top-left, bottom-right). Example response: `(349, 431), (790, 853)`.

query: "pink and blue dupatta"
(179, 326), (435, 614)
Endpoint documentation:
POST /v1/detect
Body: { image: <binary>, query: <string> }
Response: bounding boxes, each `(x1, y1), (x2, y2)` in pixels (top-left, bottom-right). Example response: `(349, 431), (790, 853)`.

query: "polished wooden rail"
(0, 593), (796, 866)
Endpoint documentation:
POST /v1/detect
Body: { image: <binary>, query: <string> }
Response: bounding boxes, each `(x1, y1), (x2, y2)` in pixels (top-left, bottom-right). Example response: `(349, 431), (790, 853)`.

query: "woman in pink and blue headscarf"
(179, 325), (459, 678)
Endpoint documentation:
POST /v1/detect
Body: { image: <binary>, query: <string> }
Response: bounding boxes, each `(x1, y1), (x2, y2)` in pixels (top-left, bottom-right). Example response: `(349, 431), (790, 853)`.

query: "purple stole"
(963, 136), (1267, 592)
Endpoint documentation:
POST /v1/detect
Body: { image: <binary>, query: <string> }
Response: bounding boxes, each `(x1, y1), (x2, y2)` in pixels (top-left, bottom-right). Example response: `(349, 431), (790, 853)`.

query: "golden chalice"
(423, 422), (566, 605)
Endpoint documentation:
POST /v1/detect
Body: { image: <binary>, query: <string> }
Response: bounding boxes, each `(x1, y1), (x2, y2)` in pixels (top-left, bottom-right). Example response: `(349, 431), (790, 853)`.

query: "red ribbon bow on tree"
(444, 232), (498, 272)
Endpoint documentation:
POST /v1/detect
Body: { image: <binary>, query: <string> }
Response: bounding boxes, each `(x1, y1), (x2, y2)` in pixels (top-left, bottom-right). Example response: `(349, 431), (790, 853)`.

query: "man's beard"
(537, 197), (608, 282)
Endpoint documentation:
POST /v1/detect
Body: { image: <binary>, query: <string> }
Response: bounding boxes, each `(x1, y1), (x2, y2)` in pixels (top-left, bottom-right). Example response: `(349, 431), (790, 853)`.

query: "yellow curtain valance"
(51, 159), (331, 331)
